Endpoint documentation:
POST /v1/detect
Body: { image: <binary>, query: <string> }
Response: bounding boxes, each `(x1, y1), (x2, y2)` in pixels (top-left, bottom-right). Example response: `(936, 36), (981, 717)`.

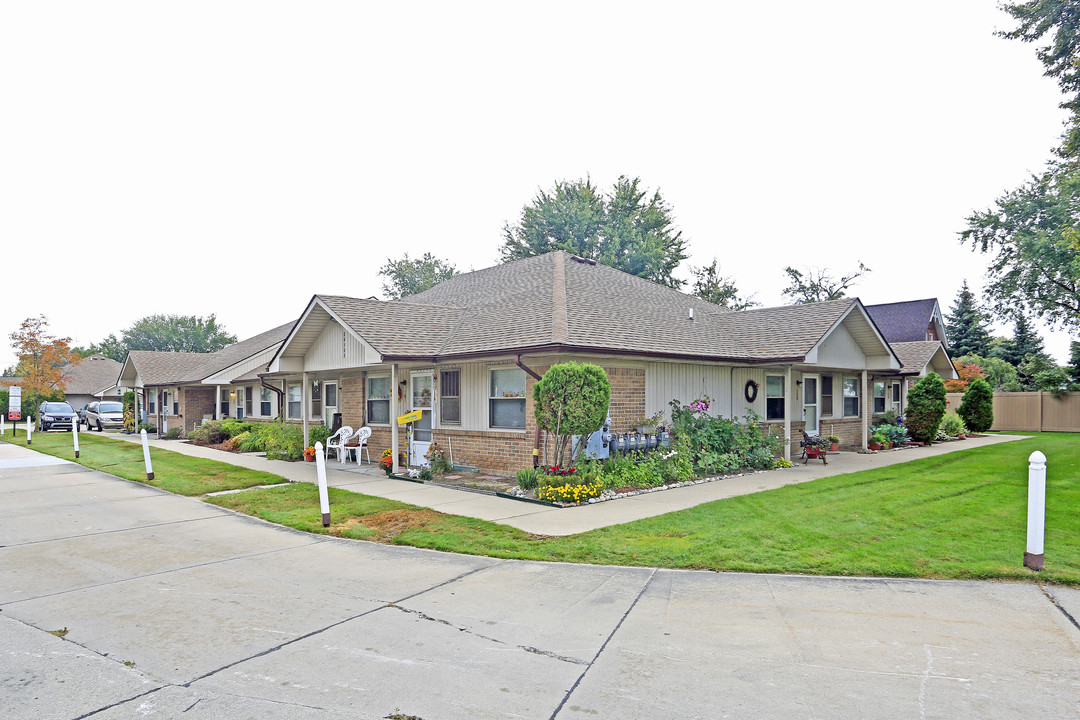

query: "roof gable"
(865, 299), (946, 345)
(60, 355), (124, 395)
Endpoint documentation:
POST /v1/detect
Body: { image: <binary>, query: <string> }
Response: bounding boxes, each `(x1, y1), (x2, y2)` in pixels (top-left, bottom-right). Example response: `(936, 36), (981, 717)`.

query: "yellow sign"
(397, 409), (422, 425)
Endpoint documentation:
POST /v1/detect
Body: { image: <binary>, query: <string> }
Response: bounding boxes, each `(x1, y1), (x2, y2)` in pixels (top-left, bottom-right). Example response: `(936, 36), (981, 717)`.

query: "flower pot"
(304, 455), (315, 462)
(868, 442), (883, 451)
(830, 442), (839, 452)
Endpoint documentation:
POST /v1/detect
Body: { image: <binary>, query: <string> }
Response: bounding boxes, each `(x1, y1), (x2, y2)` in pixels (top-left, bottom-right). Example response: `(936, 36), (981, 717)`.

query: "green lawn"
(1, 430), (289, 495)
(208, 433), (1080, 586)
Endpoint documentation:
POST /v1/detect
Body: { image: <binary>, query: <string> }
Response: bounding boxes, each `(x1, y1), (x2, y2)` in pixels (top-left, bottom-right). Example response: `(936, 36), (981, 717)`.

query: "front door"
(409, 371), (433, 465)
(802, 374), (819, 436)
(324, 381), (338, 427)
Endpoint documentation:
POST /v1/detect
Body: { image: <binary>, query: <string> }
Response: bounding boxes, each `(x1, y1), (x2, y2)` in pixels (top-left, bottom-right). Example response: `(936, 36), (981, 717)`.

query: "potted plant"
(868, 432), (886, 451)
(303, 445), (316, 462)
(828, 435), (840, 452)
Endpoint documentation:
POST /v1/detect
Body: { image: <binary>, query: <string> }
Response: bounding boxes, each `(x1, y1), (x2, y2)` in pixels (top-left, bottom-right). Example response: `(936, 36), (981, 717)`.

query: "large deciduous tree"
(964, 4), (1080, 328)
(780, 263), (870, 304)
(378, 252), (457, 300)
(500, 176), (688, 288)
(8, 316), (81, 414)
(689, 259), (757, 310)
(120, 314), (237, 355)
(944, 281), (992, 358)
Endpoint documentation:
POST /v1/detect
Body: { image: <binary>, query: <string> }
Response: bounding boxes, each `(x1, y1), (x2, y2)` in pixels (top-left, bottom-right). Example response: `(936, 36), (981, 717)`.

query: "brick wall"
(181, 386), (216, 435)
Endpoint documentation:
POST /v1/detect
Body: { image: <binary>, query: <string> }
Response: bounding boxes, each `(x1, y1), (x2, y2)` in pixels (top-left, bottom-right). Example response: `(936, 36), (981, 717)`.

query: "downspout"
(259, 377), (285, 419)
(729, 366), (736, 419)
(516, 355), (543, 468)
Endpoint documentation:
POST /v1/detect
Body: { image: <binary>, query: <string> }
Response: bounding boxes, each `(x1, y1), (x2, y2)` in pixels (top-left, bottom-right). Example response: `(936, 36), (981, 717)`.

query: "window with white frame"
(765, 374), (785, 421)
(221, 389), (230, 418)
(843, 377), (860, 417)
(310, 381), (322, 418)
(489, 368), (526, 429)
(873, 382), (886, 414)
(162, 391), (169, 415)
(148, 392), (156, 414)
(367, 376), (390, 424)
(260, 387), (272, 416)
(440, 370), (460, 424)
(287, 384), (302, 420)
(245, 386), (253, 416)
(892, 382), (902, 406)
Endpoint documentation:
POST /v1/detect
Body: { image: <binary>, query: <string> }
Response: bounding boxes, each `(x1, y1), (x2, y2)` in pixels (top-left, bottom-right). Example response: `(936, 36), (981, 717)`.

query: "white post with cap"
(1025, 450), (1047, 571)
(315, 441), (330, 527)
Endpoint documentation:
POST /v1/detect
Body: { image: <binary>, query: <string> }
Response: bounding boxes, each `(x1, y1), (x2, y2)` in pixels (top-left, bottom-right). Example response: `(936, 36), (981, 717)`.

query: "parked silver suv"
(37, 402), (78, 432)
(84, 401), (125, 431)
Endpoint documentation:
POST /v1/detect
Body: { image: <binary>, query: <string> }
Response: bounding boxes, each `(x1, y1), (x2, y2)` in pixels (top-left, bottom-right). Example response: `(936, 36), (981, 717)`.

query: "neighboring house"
(116, 323), (292, 435)
(60, 355), (128, 410)
(865, 299), (957, 416)
(262, 251), (902, 471)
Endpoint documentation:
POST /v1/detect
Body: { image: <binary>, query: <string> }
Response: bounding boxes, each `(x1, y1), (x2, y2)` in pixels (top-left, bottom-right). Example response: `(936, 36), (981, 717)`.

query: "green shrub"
(189, 421), (229, 445)
(958, 377), (994, 432)
(904, 372), (947, 443)
(533, 362), (611, 468)
(262, 422), (305, 460)
(939, 413), (967, 437)
(669, 399), (781, 472)
(220, 418), (256, 438)
(309, 424), (331, 448)
(163, 427), (182, 440)
(137, 422), (157, 433)
(238, 427), (267, 453)
(746, 446), (775, 469)
(700, 450), (740, 475)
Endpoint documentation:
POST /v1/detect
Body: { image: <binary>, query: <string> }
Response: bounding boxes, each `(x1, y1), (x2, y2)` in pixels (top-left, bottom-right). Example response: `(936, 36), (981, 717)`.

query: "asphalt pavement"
(2, 440), (1079, 719)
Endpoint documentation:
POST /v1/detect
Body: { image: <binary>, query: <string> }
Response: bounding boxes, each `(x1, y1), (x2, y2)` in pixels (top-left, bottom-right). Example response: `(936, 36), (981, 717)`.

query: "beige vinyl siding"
(202, 346), (277, 385)
(451, 363), (488, 430)
(646, 363), (805, 420)
(305, 322), (377, 372)
(814, 323), (865, 369)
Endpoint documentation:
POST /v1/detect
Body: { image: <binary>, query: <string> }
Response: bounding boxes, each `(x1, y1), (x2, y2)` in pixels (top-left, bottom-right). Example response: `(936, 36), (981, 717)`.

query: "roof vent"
(570, 255), (596, 266)
(688, 307), (695, 321)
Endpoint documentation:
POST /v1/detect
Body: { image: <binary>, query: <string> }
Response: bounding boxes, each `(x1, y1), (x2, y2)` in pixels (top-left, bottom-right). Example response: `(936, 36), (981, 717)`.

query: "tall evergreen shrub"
(533, 362), (611, 468)
(904, 372), (947, 443)
(958, 377), (994, 432)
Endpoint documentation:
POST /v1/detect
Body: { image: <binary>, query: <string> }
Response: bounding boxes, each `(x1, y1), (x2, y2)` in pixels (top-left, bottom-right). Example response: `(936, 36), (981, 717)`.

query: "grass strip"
(209, 433), (1080, 586)
(1, 431), (289, 495)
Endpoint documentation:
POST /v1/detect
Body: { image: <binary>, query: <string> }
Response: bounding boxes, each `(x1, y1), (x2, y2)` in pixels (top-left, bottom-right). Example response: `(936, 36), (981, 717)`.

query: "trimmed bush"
(904, 372), (947, 443)
(189, 421), (229, 445)
(533, 362), (611, 468)
(939, 414), (967, 437)
(958, 377), (994, 432)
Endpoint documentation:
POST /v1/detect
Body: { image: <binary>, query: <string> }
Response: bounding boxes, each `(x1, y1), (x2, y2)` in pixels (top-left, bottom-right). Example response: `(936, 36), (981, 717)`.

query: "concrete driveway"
(2, 441), (1079, 719)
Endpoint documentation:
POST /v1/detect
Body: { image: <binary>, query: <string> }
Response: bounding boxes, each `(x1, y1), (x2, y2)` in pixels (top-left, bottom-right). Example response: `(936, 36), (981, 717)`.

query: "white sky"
(1, 1), (1073, 371)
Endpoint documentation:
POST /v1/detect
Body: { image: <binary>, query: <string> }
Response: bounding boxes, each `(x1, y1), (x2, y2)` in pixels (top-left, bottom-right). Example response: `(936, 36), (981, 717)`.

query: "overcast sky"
(1, 1), (1073, 372)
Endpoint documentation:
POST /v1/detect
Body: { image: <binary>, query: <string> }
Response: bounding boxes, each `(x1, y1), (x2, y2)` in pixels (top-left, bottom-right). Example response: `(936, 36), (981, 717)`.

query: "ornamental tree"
(533, 362), (611, 468)
(958, 378), (994, 433)
(904, 372), (947, 443)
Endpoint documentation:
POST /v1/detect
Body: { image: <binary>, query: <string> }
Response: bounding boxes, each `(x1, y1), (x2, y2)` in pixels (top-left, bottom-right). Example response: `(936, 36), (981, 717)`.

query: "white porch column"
(215, 385), (221, 421)
(783, 365), (792, 462)
(900, 379), (907, 415)
(302, 372), (310, 448)
(391, 363), (399, 473)
(861, 370), (869, 451)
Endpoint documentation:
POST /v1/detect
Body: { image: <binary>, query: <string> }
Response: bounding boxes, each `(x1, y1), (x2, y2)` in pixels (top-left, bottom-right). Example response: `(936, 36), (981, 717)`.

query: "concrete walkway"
(107, 431), (1030, 535)
(2, 440), (1078, 720)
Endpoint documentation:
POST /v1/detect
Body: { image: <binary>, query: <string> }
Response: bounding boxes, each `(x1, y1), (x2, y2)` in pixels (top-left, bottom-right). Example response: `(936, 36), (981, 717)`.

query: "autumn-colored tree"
(944, 361), (986, 392)
(9, 315), (81, 397)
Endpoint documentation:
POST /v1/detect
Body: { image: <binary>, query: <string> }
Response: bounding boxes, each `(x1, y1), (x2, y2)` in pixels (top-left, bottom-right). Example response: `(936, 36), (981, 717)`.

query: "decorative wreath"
(744, 380), (759, 403)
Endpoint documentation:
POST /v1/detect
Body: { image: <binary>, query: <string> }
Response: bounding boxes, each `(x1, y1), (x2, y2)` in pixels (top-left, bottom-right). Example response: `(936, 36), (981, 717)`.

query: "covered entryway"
(409, 371), (433, 465)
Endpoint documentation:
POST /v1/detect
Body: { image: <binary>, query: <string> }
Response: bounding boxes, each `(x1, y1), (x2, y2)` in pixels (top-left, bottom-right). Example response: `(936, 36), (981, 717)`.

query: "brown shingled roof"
(321, 251), (862, 363)
(126, 322), (293, 385)
(60, 355), (124, 395)
(890, 341), (949, 375)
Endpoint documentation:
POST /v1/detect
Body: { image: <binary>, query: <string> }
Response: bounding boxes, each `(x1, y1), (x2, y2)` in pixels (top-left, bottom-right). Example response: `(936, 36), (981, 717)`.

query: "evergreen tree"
(904, 372), (948, 443)
(944, 281), (991, 357)
(1068, 340), (1080, 385)
(958, 378), (994, 433)
(1010, 314), (1045, 365)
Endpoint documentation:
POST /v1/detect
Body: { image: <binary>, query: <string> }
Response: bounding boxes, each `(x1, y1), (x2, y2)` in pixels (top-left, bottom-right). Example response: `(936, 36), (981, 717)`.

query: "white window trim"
(488, 367), (527, 431)
(366, 374), (391, 426)
(286, 383), (302, 421)
(843, 376), (860, 418)
(872, 381), (886, 415)
(764, 373), (785, 421)
(439, 368), (461, 426)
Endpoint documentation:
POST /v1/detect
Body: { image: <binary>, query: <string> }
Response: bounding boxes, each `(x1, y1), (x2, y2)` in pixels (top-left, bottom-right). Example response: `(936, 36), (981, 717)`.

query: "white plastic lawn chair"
(346, 426), (372, 464)
(325, 425), (354, 464)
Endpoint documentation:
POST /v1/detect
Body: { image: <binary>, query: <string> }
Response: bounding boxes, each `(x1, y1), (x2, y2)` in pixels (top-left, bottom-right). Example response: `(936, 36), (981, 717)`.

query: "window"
(246, 386), (253, 416)
(892, 382), (902, 406)
(162, 391), (168, 415)
(843, 377), (860, 417)
(148, 392), (156, 414)
(325, 382), (337, 408)
(287, 384), (302, 420)
(440, 370), (460, 424)
(820, 375), (833, 416)
(367, 376), (390, 424)
(489, 368), (526, 429)
(221, 390), (230, 418)
(873, 382), (886, 414)
(765, 375), (785, 421)
(260, 387), (272, 417)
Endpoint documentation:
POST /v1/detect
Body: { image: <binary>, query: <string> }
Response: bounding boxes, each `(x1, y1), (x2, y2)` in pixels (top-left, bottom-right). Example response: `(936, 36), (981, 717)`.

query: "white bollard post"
(315, 441), (330, 527)
(1025, 450), (1047, 571)
(1, 414), (5, 436)
(26, 416), (32, 445)
(72, 417), (80, 459)
(140, 429), (154, 481)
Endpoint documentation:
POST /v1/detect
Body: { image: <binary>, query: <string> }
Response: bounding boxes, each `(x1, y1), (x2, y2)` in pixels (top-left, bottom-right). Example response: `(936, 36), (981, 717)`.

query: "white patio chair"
(346, 426), (372, 464)
(325, 425), (354, 464)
